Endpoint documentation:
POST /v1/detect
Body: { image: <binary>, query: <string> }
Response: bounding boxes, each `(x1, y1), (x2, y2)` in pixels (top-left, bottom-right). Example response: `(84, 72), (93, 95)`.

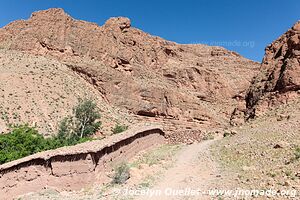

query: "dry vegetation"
(0, 50), (132, 136)
(212, 98), (300, 199)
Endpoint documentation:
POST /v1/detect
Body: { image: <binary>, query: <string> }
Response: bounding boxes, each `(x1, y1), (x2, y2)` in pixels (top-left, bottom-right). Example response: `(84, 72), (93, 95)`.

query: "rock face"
(246, 21), (300, 119)
(0, 8), (259, 140)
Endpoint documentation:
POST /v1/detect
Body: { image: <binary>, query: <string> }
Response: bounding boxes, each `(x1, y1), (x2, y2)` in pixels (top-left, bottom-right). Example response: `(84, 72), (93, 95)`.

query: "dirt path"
(137, 139), (220, 200)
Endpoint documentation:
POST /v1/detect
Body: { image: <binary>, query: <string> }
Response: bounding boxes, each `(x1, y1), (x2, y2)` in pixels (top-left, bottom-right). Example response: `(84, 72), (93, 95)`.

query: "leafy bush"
(112, 124), (128, 135)
(0, 125), (92, 165)
(0, 125), (48, 164)
(112, 162), (130, 184)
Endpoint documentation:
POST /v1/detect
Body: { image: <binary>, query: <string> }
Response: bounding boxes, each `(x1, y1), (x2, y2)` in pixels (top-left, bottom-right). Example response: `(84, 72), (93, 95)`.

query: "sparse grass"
(222, 130), (237, 138)
(111, 145), (180, 185)
(267, 172), (276, 178)
(112, 196), (134, 200)
(284, 170), (294, 180)
(138, 175), (157, 189)
(131, 144), (182, 167)
(97, 184), (112, 198)
(138, 181), (151, 188)
(212, 99), (300, 192)
(203, 132), (215, 140)
(121, 144), (182, 190)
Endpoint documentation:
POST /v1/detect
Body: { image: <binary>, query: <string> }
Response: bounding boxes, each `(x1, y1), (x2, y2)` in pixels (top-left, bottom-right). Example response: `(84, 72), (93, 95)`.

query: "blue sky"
(0, 0), (299, 62)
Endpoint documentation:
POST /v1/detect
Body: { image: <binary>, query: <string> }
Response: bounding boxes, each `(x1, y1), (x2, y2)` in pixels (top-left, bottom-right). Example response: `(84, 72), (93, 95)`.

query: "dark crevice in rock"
(136, 110), (156, 117)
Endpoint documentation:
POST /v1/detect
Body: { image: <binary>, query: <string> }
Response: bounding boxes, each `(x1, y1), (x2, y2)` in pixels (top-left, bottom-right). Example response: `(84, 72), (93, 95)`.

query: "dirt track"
(137, 139), (221, 200)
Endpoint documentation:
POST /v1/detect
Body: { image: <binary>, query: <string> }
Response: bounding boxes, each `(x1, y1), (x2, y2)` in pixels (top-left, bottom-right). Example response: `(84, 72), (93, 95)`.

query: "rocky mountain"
(245, 21), (300, 119)
(1, 10), (299, 199)
(0, 8), (259, 141)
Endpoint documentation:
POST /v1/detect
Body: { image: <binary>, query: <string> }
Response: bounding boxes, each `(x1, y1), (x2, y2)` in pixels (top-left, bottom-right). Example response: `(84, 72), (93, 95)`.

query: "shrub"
(294, 147), (300, 160)
(223, 132), (231, 137)
(0, 125), (48, 164)
(112, 162), (130, 184)
(0, 124), (92, 165)
(112, 124), (128, 135)
(203, 132), (214, 140)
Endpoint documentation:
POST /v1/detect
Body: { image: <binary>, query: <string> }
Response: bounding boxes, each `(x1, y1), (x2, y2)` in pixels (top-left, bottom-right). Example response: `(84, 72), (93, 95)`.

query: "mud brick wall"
(0, 125), (165, 199)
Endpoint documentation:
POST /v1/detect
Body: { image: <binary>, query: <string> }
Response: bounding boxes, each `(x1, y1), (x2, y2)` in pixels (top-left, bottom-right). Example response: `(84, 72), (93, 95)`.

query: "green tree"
(58, 99), (101, 139)
(73, 99), (101, 138)
(57, 116), (77, 140)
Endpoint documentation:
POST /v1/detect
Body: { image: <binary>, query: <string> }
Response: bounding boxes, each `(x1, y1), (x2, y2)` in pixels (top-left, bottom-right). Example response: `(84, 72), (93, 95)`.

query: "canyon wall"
(0, 8), (260, 141)
(0, 125), (165, 199)
(245, 20), (300, 118)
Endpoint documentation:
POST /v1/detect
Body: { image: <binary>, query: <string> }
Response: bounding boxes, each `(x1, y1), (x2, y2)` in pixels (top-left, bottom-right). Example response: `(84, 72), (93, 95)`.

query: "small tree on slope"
(73, 99), (101, 138)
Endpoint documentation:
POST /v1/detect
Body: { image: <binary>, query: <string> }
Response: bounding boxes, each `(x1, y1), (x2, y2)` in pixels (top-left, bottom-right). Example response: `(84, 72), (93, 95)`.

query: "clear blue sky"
(0, 0), (299, 62)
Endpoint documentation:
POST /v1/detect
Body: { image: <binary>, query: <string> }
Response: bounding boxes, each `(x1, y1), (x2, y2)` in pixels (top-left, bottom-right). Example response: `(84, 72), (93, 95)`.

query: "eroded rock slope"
(0, 8), (260, 140)
(0, 50), (131, 135)
(246, 21), (300, 118)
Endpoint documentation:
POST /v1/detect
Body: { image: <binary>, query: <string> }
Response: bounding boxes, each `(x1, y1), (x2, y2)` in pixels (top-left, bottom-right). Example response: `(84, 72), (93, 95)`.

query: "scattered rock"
(273, 141), (290, 149)
(277, 114), (291, 121)
(284, 181), (291, 186)
(223, 130), (238, 137)
(242, 166), (256, 171)
(104, 17), (131, 31)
